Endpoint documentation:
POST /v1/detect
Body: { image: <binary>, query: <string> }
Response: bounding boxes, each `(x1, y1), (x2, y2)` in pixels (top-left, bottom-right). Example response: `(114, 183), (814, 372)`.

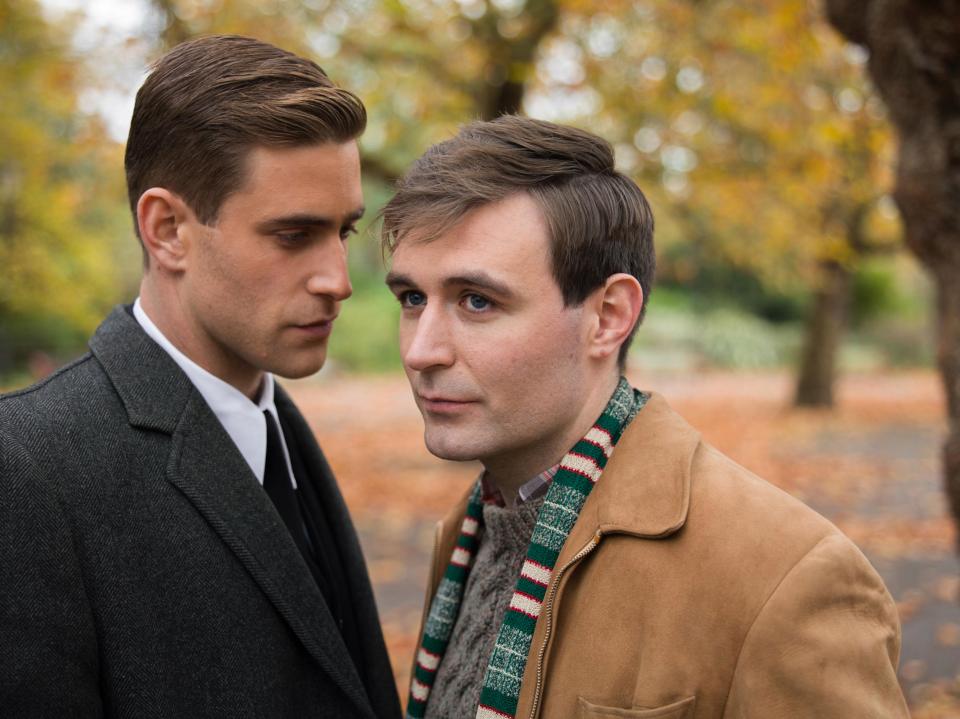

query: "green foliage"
(658, 265), (809, 325)
(632, 300), (802, 371)
(323, 178), (401, 374)
(631, 295), (932, 372)
(632, 259), (933, 372)
(850, 258), (904, 325)
(854, 317), (934, 368)
(697, 310), (802, 369)
(327, 280), (401, 373)
(849, 255), (934, 367)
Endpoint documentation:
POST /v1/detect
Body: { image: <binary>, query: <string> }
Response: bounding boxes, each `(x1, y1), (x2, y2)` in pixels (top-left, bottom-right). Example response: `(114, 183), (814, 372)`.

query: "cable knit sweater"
(424, 496), (545, 719)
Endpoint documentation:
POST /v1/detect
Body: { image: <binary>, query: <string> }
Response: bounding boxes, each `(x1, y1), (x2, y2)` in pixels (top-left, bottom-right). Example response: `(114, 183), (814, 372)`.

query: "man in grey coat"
(0, 35), (401, 718)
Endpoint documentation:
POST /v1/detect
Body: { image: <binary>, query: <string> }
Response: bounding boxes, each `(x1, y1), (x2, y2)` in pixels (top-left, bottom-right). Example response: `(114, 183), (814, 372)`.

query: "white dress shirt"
(133, 298), (297, 488)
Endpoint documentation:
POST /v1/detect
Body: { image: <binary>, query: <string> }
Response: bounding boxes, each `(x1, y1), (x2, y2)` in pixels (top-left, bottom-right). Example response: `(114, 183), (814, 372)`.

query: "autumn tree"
(556, 0), (896, 400)
(145, 0), (562, 183)
(825, 0), (960, 545)
(139, 0), (899, 397)
(0, 0), (131, 373)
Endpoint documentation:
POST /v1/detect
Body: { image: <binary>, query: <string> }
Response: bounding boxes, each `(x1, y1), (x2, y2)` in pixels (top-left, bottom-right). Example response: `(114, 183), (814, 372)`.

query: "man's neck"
(138, 279), (264, 400)
(482, 372), (622, 506)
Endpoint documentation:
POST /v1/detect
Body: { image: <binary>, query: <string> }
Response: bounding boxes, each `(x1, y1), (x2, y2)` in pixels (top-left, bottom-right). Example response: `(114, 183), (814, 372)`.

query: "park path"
(287, 370), (960, 717)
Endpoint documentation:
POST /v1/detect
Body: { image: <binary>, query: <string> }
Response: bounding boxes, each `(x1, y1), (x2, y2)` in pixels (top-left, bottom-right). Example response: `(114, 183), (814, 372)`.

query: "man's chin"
(423, 433), (485, 463)
(266, 353), (328, 380)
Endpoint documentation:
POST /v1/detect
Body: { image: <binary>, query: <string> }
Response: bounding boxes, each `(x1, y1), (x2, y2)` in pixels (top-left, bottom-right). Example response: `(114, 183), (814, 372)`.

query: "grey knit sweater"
(424, 496), (545, 719)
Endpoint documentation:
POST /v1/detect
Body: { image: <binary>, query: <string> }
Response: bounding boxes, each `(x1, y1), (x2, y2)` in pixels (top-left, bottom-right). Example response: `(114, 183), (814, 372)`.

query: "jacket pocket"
(578, 695), (696, 719)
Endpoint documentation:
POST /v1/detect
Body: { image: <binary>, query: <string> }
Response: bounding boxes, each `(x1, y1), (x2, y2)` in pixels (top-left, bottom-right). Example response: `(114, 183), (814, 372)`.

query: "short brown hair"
(381, 115), (655, 367)
(125, 35), (366, 245)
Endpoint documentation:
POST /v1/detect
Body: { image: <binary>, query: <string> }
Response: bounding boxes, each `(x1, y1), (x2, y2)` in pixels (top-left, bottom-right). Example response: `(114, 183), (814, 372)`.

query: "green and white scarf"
(407, 379), (645, 719)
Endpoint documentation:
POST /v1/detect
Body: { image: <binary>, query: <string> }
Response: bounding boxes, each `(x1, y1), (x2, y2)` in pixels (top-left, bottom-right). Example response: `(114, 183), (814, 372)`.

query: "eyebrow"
(255, 207), (365, 233)
(384, 271), (416, 290)
(385, 270), (516, 299)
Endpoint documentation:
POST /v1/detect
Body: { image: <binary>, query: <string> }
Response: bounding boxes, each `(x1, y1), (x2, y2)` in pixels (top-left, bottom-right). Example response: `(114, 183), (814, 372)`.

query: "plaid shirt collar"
(480, 464), (560, 508)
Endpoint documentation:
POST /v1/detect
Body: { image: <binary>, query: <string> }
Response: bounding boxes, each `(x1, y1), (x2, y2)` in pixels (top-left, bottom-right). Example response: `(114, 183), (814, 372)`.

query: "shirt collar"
(132, 298), (287, 485)
(480, 464), (559, 508)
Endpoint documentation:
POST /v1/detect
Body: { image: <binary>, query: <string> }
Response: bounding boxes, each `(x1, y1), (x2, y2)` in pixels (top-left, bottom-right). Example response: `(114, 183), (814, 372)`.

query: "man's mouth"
(293, 317), (336, 337)
(418, 393), (477, 414)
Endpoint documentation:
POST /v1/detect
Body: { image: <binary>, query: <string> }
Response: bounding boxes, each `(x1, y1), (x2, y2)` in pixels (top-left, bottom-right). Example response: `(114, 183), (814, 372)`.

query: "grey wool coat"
(0, 306), (402, 719)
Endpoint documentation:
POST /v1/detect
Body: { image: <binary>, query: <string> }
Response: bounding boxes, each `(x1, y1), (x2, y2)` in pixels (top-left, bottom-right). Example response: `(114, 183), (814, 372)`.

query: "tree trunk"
(825, 0), (960, 551)
(476, 0), (559, 120)
(937, 274), (960, 543)
(795, 261), (852, 407)
(487, 78), (526, 120)
(794, 200), (870, 408)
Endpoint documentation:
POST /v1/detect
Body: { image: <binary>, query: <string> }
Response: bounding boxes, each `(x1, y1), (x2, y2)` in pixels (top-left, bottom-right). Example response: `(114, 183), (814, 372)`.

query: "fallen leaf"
(934, 576), (960, 603)
(902, 658), (928, 682)
(935, 623), (960, 647)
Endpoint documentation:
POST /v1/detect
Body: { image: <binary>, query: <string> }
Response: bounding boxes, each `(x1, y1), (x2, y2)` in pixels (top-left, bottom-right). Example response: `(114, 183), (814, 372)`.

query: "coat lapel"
(168, 396), (374, 717)
(557, 392), (699, 568)
(275, 388), (402, 718)
(90, 306), (375, 719)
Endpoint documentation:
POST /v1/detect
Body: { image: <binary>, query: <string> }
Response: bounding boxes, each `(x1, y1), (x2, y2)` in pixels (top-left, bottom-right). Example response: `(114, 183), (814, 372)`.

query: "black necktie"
(263, 410), (308, 551)
(267, 410), (362, 671)
(263, 411), (338, 621)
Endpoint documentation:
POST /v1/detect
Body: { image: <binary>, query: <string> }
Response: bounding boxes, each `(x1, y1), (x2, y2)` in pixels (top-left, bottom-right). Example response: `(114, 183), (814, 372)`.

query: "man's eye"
(340, 225), (358, 241)
(463, 294), (492, 312)
(276, 230), (309, 245)
(399, 290), (426, 308)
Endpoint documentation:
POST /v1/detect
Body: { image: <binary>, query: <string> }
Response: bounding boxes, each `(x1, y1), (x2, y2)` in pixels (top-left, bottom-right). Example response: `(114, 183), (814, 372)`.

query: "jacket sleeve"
(723, 532), (909, 718)
(0, 431), (103, 718)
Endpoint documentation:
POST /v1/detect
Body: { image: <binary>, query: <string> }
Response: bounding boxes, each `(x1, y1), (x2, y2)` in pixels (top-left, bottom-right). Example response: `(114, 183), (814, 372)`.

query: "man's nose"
(305, 236), (353, 301)
(403, 305), (454, 372)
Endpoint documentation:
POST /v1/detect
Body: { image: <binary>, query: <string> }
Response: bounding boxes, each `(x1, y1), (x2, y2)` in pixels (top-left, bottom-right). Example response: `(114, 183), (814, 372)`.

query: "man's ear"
(136, 188), (194, 272)
(588, 273), (644, 362)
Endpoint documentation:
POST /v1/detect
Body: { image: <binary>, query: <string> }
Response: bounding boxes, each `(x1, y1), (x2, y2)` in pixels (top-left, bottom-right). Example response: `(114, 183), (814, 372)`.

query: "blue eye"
(464, 294), (491, 312)
(400, 290), (426, 308)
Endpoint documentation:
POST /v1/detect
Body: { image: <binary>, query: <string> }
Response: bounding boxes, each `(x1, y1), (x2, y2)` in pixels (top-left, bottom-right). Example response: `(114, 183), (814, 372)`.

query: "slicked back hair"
(381, 115), (655, 368)
(125, 34), (366, 255)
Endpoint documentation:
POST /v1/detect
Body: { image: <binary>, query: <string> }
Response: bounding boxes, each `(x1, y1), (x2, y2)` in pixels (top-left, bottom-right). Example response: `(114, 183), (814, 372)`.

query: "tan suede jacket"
(417, 393), (909, 719)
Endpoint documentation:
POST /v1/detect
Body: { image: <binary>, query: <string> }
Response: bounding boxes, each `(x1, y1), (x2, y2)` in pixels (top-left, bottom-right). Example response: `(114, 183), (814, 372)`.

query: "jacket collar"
(88, 305), (193, 434)
(584, 391), (699, 538)
(433, 392), (701, 582)
(89, 305), (377, 719)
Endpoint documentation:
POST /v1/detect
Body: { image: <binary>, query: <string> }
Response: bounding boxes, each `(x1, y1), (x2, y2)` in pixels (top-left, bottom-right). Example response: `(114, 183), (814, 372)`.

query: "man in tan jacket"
(382, 115), (909, 719)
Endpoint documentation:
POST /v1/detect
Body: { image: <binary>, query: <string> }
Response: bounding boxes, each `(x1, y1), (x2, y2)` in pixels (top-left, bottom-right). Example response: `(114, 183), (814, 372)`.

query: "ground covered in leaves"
(287, 370), (960, 717)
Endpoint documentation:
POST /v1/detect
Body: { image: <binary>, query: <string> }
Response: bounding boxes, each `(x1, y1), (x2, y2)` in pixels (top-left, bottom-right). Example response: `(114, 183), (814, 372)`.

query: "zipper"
(527, 529), (603, 719)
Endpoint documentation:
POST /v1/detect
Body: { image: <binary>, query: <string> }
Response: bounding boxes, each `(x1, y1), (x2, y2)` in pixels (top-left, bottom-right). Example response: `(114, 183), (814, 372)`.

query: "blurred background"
(1, 0), (958, 714)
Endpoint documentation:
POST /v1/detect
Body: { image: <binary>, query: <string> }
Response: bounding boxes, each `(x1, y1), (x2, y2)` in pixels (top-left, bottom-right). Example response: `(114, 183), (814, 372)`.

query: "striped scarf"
(407, 379), (644, 719)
